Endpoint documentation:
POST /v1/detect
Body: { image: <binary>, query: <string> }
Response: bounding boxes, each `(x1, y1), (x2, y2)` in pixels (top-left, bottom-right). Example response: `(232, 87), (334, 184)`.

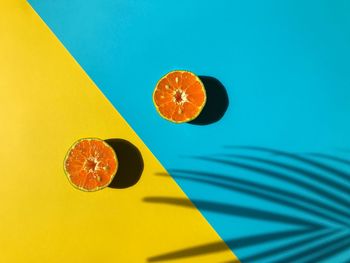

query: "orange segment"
(166, 71), (183, 88)
(153, 70), (206, 123)
(64, 138), (118, 191)
(182, 71), (198, 88)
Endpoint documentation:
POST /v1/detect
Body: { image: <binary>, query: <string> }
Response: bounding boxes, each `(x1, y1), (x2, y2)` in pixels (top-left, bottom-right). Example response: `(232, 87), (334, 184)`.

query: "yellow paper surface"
(0, 1), (237, 262)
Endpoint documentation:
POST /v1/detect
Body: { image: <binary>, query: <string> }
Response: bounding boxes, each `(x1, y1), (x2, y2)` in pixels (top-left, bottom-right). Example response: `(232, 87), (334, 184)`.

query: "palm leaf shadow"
(144, 146), (350, 262)
(218, 228), (340, 263)
(242, 229), (338, 262)
(165, 170), (349, 227)
(226, 146), (350, 183)
(307, 153), (350, 168)
(222, 153), (350, 196)
(145, 227), (320, 262)
(144, 197), (321, 228)
(197, 156), (350, 211)
(276, 232), (350, 263)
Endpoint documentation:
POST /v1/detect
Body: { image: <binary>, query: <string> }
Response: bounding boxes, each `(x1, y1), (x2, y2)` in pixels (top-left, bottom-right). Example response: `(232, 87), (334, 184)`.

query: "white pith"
(84, 157), (102, 180)
(173, 88), (188, 106)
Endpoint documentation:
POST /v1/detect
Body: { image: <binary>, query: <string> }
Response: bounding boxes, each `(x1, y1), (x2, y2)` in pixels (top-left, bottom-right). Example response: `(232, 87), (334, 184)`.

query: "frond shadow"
(162, 170), (349, 227)
(276, 232), (350, 263)
(144, 197), (321, 228)
(197, 156), (350, 211)
(226, 146), (350, 183)
(145, 225), (319, 262)
(144, 146), (350, 262)
(307, 153), (350, 168)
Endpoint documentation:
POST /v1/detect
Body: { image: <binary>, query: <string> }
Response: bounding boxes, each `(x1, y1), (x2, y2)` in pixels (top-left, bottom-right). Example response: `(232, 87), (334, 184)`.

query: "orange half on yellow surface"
(64, 138), (118, 191)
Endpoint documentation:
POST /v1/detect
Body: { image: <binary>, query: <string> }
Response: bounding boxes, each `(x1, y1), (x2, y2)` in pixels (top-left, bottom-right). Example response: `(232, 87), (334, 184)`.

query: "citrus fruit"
(153, 70), (206, 123)
(64, 138), (118, 192)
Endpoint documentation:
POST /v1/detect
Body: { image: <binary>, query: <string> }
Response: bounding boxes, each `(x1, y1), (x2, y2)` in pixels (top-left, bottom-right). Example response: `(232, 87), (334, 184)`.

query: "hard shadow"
(197, 156), (350, 212)
(276, 232), (350, 263)
(144, 147), (350, 262)
(220, 154), (350, 206)
(146, 227), (317, 262)
(144, 197), (321, 228)
(307, 153), (350, 167)
(227, 146), (350, 183)
(165, 169), (347, 222)
(242, 229), (337, 262)
(308, 234), (350, 263)
(189, 76), (229, 125)
(105, 138), (144, 189)
(144, 194), (346, 263)
(157, 171), (348, 227)
(223, 154), (350, 194)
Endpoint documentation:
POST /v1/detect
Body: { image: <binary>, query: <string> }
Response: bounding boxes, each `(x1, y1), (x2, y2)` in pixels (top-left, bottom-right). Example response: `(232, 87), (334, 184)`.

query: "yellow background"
(0, 1), (237, 262)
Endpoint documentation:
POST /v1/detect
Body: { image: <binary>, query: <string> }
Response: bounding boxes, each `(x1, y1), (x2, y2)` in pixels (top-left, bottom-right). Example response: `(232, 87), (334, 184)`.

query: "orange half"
(63, 138), (118, 192)
(153, 70), (206, 123)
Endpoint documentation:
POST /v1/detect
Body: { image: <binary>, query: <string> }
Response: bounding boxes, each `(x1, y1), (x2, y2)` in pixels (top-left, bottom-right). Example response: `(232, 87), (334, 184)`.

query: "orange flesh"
(153, 71), (206, 123)
(64, 139), (118, 191)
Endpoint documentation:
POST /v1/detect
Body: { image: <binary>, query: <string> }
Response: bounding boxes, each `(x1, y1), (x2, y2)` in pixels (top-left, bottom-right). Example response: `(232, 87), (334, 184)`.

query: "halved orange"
(63, 138), (118, 192)
(153, 70), (206, 123)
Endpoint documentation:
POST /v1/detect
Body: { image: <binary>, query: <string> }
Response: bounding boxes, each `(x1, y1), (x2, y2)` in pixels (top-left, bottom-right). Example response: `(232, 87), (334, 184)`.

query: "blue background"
(29, 0), (350, 261)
